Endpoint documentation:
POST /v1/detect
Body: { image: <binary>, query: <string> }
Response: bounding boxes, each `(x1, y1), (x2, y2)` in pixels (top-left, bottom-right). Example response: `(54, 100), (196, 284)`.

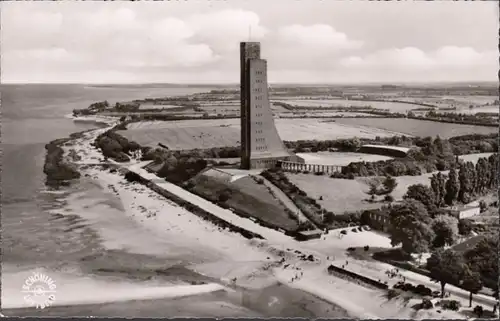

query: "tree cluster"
(94, 131), (141, 162)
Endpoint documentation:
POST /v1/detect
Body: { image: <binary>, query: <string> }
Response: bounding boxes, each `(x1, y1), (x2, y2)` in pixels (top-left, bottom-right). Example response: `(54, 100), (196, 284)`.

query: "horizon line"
(2, 80), (498, 86)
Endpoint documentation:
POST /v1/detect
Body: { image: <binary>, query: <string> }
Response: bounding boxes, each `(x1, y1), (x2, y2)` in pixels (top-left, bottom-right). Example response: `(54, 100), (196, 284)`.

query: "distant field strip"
(333, 118), (498, 138)
(274, 99), (424, 112)
(119, 119), (405, 150)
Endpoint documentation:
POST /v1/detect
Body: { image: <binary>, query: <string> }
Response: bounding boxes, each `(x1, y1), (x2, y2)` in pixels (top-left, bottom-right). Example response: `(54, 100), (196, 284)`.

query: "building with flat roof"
(240, 42), (291, 169)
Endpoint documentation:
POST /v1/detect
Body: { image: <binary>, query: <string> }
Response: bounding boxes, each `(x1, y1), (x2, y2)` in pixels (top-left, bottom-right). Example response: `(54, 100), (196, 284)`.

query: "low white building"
(445, 205), (481, 219)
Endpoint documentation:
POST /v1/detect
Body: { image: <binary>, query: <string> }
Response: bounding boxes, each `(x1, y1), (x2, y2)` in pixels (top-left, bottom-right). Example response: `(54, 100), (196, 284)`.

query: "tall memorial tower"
(240, 42), (290, 170)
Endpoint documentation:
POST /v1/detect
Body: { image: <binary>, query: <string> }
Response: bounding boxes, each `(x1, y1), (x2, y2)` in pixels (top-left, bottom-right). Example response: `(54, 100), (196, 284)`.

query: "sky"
(2, 0), (499, 84)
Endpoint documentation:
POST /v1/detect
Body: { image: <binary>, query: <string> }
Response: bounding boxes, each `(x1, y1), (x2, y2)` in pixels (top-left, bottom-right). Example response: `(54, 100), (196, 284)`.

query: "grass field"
(189, 170), (299, 231)
(334, 118), (498, 138)
(296, 152), (393, 166)
(119, 118), (404, 150)
(285, 172), (441, 213)
(458, 153), (494, 164)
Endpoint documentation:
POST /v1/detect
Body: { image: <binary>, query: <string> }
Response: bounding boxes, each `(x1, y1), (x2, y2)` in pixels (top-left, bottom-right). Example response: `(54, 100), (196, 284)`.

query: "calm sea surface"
(1, 84), (348, 317)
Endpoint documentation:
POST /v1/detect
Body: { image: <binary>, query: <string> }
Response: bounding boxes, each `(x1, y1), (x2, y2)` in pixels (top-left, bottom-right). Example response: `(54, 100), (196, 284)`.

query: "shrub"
(351, 228), (358, 232)
(340, 230), (348, 235)
(347, 247), (356, 252)
(124, 171), (143, 183)
(440, 300), (461, 311)
(384, 195), (394, 202)
(303, 170), (310, 174)
(458, 219), (473, 236)
(473, 305), (483, 317)
(364, 245), (370, 251)
(420, 299), (434, 310)
(373, 248), (412, 261)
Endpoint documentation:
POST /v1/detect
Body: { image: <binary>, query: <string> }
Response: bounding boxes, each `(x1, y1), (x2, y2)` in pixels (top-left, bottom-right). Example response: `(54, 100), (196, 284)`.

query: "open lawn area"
(334, 118), (498, 138)
(119, 118), (404, 150)
(296, 152), (393, 166)
(285, 172), (442, 213)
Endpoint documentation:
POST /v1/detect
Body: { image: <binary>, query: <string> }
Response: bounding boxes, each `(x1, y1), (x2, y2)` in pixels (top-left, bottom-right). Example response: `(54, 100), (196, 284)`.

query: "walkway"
(256, 174), (316, 227)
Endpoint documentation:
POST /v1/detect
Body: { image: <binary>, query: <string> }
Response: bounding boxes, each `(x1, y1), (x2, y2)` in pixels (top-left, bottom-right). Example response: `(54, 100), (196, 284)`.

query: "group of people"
(385, 268), (405, 282)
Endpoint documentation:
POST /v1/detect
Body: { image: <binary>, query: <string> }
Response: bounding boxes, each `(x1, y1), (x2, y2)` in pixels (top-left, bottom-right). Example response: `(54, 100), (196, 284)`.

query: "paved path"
(256, 175), (318, 228)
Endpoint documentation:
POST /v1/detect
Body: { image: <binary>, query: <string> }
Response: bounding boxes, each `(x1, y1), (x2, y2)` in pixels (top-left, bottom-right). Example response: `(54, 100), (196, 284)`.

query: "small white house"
(446, 205), (481, 219)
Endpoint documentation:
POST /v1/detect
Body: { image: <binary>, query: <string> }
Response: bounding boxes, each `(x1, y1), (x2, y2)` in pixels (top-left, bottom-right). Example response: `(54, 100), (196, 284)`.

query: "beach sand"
(33, 121), (472, 319)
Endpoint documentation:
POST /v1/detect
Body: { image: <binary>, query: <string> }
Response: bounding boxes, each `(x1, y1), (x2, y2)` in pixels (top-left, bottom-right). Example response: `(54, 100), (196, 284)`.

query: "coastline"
(40, 114), (469, 319)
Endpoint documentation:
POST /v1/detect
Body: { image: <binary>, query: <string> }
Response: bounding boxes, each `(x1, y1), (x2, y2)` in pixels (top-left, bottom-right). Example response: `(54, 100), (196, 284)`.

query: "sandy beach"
(48, 120), (473, 319)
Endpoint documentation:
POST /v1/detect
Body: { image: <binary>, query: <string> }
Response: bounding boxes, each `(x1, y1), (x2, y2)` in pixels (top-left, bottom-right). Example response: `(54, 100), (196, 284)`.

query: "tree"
(430, 172), (447, 208)
(403, 184), (437, 214)
(382, 175), (398, 195)
(461, 268), (482, 307)
(388, 199), (435, 254)
(464, 235), (499, 300)
(458, 162), (473, 203)
(426, 249), (467, 298)
(364, 177), (383, 201)
(444, 167), (460, 205)
(458, 219), (473, 236)
(431, 215), (459, 248)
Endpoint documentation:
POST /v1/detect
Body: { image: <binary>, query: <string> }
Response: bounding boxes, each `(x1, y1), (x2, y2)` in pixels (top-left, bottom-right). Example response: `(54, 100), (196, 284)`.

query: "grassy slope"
(188, 173), (299, 232)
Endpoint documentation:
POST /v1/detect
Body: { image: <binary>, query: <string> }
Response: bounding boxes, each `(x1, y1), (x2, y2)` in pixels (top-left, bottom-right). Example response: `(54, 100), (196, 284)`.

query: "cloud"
(188, 9), (268, 53)
(337, 46), (497, 82)
(277, 24), (363, 50)
(340, 46), (496, 69)
(1, 2), (497, 83)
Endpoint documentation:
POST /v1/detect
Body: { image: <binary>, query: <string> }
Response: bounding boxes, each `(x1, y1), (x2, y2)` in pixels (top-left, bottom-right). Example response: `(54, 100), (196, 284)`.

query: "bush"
(384, 195), (394, 202)
(473, 305), (483, 317)
(340, 230), (348, 235)
(347, 247), (356, 252)
(420, 299), (434, 310)
(373, 248), (412, 261)
(364, 245), (370, 251)
(458, 219), (473, 236)
(440, 300), (461, 311)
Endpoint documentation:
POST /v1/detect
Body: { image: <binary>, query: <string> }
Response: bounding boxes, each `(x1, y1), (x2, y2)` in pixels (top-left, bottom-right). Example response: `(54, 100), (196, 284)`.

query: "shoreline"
(39, 115), (471, 318)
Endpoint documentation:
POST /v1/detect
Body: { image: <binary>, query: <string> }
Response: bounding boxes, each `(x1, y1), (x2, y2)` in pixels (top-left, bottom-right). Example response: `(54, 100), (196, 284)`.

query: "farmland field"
(334, 118), (498, 138)
(119, 118), (405, 150)
(296, 152), (393, 166)
(138, 103), (189, 110)
(273, 99), (424, 112)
